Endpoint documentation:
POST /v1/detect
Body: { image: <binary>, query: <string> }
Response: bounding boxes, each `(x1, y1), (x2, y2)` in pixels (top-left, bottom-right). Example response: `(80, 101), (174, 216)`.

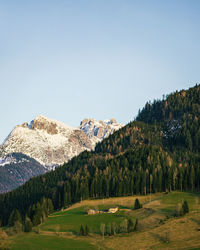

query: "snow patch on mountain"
(0, 115), (123, 169)
(79, 118), (123, 146)
(0, 154), (30, 167)
(0, 115), (92, 167)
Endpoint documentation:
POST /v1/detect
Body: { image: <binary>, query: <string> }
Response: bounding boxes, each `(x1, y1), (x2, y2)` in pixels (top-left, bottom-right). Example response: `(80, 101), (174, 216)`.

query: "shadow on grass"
(190, 218), (200, 226)
(150, 231), (171, 244)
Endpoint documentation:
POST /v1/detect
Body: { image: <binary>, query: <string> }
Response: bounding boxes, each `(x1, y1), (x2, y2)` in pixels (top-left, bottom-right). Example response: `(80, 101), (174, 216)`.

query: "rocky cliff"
(0, 115), (123, 169)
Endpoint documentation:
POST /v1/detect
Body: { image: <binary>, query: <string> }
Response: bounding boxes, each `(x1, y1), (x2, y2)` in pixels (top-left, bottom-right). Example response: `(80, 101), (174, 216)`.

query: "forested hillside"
(0, 84), (199, 229)
(136, 84), (200, 153)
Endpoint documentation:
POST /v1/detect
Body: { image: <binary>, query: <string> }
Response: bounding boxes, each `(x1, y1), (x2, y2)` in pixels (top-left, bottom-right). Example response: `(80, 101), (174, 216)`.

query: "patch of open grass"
(10, 233), (95, 250)
(160, 192), (199, 207)
(40, 206), (126, 234)
(157, 192), (200, 214)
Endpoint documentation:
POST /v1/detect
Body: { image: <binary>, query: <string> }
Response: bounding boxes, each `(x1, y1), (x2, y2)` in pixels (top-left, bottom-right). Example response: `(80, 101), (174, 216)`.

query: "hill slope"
(136, 84), (200, 153)
(5, 192), (200, 250)
(0, 84), (199, 227)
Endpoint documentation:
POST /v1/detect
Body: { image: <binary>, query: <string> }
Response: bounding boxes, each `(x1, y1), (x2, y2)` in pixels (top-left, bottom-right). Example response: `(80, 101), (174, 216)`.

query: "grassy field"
(40, 206), (126, 234)
(2, 192), (200, 249)
(9, 233), (96, 250)
(40, 193), (162, 234)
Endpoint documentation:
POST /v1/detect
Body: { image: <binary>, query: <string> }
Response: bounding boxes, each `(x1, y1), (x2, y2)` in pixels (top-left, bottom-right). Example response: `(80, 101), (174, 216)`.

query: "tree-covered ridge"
(0, 84), (199, 228)
(137, 84), (200, 123)
(136, 84), (200, 152)
(95, 121), (162, 155)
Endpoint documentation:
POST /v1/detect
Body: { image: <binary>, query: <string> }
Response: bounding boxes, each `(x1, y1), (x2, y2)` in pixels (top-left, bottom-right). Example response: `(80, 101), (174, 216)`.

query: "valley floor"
(2, 192), (200, 250)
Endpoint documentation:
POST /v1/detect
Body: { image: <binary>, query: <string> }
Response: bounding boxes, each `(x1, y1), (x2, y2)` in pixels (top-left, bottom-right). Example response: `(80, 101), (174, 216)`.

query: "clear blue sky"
(0, 0), (200, 143)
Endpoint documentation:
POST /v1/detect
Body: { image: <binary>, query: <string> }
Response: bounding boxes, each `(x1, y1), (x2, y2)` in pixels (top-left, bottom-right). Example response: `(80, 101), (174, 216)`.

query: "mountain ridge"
(0, 115), (123, 193)
(0, 84), (199, 227)
(0, 115), (123, 167)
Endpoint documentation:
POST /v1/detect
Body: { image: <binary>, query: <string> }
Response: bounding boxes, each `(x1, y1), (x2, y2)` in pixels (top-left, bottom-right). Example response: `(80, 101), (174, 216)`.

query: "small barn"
(108, 207), (118, 213)
(87, 209), (98, 215)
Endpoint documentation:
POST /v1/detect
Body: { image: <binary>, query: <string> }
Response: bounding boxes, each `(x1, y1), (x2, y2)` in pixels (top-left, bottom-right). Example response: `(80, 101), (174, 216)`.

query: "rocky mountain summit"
(0, 115), (92, 168)
(0, 115), (123, 170)
(79, 118), (123, 145)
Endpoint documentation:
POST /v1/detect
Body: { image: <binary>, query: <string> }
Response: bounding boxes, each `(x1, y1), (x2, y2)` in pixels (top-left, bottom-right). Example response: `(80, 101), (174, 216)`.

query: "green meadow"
(40, 206), (127, 234)
(10, 233), (95, 250)
(3, 192), (200, 250)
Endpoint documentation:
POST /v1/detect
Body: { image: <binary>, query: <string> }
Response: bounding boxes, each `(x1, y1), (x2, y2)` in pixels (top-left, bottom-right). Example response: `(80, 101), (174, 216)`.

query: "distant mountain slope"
(0, 153), (46, 193)
(0, 84), (199, 227)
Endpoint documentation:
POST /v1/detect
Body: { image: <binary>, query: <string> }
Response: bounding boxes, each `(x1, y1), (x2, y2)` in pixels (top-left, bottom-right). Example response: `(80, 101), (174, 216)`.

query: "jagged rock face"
(0, 115), (123, 193)
(32, 118), (58, 135)
(79, 118), (123, 145)
(0, 115), (93, 168)
(0, 115), (123, 169)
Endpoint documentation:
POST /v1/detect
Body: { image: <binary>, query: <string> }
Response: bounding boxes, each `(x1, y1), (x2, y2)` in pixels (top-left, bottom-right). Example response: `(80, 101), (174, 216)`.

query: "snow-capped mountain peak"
(0, 115), (123, 193)
(0, 115), (91, 167)
(24, 115), (75, 134)
(0, 115), (123, 169)
(79, 118), (123, 145)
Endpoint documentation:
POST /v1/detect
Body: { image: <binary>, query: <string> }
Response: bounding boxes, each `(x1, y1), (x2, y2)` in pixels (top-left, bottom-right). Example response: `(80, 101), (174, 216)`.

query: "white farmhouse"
(108, 207), (118, 213)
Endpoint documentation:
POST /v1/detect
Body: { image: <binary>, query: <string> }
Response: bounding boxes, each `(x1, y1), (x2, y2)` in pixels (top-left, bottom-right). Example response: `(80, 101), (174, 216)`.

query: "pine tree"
(174, 203), (183, 217)
(32, 202), (43, 226)
(85, 225), (89, 236)
(106, 223), (111, 236)
(24, 217), (33, 232)
(47, 199), (54, 215)
(182, 200), (189, 215)
(134, 198), (142, 210)
(120, 219), (128, 233)
(13, 221), (22, 233)
(8, 209), (22, 227)
(100, 223), (105, 238)
(41, 197), (48, 217)
(79, 224), (84, 236)
(127, 218), (134, 233)
(134, 218), (138, 231)
(185, 130), (192, 150)
(111, 222), (118, 235)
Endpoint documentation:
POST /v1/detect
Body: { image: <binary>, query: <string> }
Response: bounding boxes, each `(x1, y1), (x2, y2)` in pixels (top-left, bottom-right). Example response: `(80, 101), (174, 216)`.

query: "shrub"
(134, 199), (142, 210)
(100, 223), (105, 238)
(24, 217), (32, 232)
(134, 218), (138, 231)
(127, 218), (134, 233)
(174, 203), (183, 217)
(182, 201), (189, 215)
(79, 224), (84, 236)
(85, 225), (89, 236)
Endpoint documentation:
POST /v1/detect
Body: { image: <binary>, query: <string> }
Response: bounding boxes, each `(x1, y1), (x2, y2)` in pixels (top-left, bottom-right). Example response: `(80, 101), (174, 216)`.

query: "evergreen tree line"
(5, 197), (54, 232)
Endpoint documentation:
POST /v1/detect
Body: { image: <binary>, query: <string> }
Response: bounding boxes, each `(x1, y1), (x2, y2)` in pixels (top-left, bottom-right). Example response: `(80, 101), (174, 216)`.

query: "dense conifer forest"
(0, 84), (199, 229)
